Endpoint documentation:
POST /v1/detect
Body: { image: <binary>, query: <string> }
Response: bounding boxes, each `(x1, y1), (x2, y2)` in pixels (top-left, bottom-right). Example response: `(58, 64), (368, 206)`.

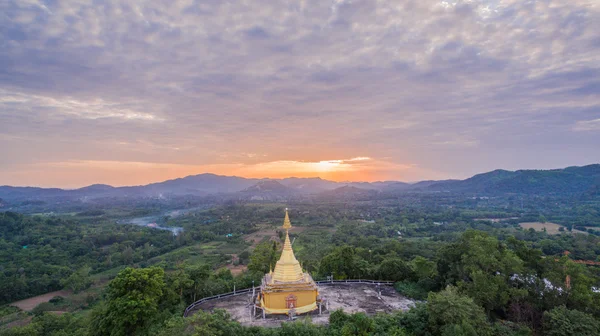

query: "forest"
(2, 193), (600, 335)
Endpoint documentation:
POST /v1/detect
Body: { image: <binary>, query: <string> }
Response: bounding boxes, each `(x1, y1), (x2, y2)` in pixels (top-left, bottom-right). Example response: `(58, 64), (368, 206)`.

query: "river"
(116, 207), (208, 235)
(118, 215), (183, 235)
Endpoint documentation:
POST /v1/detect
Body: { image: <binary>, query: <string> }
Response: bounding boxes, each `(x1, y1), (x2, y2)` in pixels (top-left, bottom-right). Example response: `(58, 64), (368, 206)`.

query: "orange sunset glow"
(1, 0), (598, 189)
(1, 157), (448, 188)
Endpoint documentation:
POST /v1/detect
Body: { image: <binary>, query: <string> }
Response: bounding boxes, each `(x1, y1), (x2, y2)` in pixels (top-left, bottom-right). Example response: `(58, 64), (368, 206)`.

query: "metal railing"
(183, 279), (395, 317)
(316, 279), (394, 285)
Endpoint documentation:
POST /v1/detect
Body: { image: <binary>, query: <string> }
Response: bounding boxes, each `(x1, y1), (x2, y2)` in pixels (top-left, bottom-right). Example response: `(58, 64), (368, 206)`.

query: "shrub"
(395, 281), (429, 300)
(49, 296), (65, 304)
(31, 302), (55, 316)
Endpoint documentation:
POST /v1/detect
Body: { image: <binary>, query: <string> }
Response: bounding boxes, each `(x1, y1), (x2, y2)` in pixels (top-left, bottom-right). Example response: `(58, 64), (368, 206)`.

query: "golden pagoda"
(257, 209), (319, 315)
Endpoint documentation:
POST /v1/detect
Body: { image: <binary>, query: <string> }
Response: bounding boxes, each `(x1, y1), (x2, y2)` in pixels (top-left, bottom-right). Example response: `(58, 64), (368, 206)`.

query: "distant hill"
(0, 174), (262, 200)
(423, 164), (600, 194)
(239, 180), (298, 201)
(279, 177), (339, 193)
(0, 186), (68, 199)
(383, 181), (417, 192)
(346, 181), (398, 190)
(77, 184), (115, 192)
(138, 173), (261, 195)
(408, 180), (459, 190)
(241, 180), (295, 194)
(1, 164), (599, 202)
(317, 185), (380, 200)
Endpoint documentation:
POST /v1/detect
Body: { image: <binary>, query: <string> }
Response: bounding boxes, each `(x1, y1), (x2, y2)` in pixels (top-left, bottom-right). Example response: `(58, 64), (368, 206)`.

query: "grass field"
(519, 222), (587, 235)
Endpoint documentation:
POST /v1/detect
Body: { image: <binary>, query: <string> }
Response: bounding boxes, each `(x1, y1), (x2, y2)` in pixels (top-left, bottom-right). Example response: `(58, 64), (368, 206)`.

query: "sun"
(313, 160), (343, 172)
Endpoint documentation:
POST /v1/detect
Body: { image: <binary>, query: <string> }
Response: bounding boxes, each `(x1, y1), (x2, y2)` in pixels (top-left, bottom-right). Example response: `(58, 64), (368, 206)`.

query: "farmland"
(519, 222), (587, 235)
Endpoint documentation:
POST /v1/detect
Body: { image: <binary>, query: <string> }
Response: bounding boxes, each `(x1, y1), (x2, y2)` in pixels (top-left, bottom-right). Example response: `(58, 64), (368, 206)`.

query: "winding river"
(117, 215), (184, 235)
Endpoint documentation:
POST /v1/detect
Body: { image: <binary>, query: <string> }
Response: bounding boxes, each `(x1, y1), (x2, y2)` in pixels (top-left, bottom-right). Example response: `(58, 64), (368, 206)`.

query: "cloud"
(0, 0), (599, 186)
(573, 119), (600, 132)
(0, 89), (162, 121)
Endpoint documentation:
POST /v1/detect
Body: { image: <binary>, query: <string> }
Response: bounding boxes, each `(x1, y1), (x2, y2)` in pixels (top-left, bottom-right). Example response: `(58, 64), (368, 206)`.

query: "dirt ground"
(3, 316), (32, 329)
(227, 265), (248, 275)
(244, 228), (280, 248)
(520, 222), (587, 235)
(189, 283), (415, 327)
(225, 254), (248, 275)
(9, 290), (71, 311)
(474, 217), (519, 223)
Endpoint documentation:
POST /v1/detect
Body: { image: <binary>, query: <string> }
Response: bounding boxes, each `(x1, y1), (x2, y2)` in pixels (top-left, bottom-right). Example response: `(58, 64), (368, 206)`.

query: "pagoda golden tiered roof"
(271, 226), (304, 282)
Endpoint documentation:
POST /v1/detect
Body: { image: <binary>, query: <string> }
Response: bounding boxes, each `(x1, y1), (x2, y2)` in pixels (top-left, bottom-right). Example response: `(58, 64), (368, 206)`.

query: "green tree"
(123, 246), (134, 264)
(238, 250), (251, 265)
(0, 312), (88, 336)
(395, 303), (431, 336)
(89, 267), (172, 336)
(189, 309), (245, 336)
(60, 266), (92, 293)
(377, 258), (413, 281)
(427, 286), (491, 336)
(411, 256), (438, 280)
(340, 313), (374, 336)
(247, 241), (279, 274)
(319, 245), (369, 279)
(185, 265), (211, 302)
(166, 267), (193, 300)
(542, 306), (600, 336)
(438, 231), (525, 315)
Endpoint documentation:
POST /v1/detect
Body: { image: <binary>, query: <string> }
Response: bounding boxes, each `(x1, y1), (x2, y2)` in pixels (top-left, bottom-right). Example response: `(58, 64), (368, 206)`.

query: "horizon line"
(1, 162), (598, 190)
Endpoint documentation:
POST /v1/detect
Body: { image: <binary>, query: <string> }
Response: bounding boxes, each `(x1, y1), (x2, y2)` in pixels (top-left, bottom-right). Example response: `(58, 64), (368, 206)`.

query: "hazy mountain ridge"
(238, 180), (299, 201)
(241, 180), (295, 194)
(278, 177), (339, 193)
(316, 185), (380, 201)
(0, 164), (599, 202)
(423, 164), (600, 194)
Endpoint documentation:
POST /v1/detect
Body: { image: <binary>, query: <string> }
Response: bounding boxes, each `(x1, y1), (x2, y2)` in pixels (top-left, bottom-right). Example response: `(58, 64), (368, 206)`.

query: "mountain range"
(0, 164), (599, 203)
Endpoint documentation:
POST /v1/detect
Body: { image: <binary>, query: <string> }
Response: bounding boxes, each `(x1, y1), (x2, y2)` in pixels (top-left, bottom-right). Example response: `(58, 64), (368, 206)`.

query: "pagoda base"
(258, 285), (319, 316)
(260, 300), (317, 315)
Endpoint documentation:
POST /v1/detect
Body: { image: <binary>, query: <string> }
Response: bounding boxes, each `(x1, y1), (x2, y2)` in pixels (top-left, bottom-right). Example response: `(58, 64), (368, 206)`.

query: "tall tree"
(247, 241), (279, 274)
(89, 267), (173, 336)
(427, 286), (491, 336)
(438, 230), (525, 316)
(319, 245), (369, 279)
(543, 305), (600, 336)
(60, 266), (92, 293)
(185, 264), (211, 302)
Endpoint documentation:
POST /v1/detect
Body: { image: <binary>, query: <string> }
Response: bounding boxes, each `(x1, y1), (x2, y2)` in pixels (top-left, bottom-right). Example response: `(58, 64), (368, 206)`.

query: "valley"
(2, 165), (600, 335)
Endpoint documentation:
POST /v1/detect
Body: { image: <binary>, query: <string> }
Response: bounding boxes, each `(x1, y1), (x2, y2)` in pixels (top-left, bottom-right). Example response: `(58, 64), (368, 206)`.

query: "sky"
(0, 0), (599, 188)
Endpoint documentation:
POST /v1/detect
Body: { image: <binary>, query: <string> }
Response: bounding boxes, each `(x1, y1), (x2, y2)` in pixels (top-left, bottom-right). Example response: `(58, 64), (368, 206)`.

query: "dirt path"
(9, 290), (71, 311)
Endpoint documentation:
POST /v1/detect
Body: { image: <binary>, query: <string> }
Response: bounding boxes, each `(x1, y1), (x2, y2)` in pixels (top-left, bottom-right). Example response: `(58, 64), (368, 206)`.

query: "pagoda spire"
(282, 208), (292, 230)
(272, 209), (304, 282)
